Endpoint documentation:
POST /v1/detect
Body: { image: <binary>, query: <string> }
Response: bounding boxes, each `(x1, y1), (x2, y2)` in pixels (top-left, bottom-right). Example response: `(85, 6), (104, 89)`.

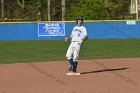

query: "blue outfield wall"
(0, 21), (140, 40)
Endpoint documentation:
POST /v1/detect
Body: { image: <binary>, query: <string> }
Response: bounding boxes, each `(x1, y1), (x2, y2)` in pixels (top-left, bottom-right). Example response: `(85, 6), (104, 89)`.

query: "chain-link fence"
(0, 0), (140, 22)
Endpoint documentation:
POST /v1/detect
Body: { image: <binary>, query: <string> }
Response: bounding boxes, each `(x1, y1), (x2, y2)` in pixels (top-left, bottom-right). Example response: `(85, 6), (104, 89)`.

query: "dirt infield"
(0, 58), (140, 93)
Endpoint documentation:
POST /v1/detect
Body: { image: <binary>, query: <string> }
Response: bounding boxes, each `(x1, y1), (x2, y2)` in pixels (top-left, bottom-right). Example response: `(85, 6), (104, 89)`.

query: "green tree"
(66, 0), (110, 20)
(24, 0), (40, 20)
(66, 0), (131, 20)
(104, 0), (130, 19)
(1, 0), (132, 21)
(4, 0), (22, 21)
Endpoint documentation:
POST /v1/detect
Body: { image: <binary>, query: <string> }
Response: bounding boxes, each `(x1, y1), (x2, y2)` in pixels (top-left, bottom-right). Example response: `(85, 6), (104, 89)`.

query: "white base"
(66, 72), (80, 75)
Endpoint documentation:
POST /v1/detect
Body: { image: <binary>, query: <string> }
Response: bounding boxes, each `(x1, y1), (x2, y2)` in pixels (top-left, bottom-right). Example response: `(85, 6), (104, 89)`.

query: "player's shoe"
(66, 62), (79, 75)
(66, 66), (80, 75)
(68, 66), (76, 72)
(68, 66), (77, 73)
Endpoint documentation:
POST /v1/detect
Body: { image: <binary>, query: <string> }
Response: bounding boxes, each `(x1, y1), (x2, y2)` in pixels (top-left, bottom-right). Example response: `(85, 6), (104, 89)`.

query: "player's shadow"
(80, 67), (129, 75)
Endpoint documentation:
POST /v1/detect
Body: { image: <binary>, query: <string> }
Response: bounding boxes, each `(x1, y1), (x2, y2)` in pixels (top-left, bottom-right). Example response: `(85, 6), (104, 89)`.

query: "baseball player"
(65, 17), (88, 74)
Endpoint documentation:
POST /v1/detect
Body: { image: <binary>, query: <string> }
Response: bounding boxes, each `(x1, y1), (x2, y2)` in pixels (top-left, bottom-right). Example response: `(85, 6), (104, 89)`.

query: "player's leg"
(73, 43), (81, 72)
(73, 61), (78, 72)
(66, 43), (74, 71)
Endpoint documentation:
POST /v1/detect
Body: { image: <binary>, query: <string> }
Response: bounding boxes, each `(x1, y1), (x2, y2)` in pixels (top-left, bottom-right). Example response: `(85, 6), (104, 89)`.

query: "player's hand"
(82, 36), (88, 41)
(65, 37), (68, 42)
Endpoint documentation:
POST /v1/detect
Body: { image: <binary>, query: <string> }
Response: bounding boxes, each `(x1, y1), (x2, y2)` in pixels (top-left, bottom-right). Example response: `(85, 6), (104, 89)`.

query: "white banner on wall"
(38, 22), (65, 36)
(126, 20), (136, 25)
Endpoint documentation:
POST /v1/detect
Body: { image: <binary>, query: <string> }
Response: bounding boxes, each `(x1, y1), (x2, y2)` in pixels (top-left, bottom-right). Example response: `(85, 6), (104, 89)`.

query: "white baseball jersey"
(71, 26), (87, 43)
(66, 25), (88, 61)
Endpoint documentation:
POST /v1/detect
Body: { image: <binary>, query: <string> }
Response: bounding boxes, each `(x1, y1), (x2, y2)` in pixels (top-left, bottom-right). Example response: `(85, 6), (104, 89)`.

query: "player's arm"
(82, 35), (88, 41)
(65, 28), (74, 42)
(67, 35), (72, 40)
(65, 35), (72, 42)
(82, 27), (88, 41)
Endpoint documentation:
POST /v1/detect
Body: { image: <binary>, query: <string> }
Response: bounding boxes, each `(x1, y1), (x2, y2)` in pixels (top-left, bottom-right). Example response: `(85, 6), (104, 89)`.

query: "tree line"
(0, 0), (136, 22)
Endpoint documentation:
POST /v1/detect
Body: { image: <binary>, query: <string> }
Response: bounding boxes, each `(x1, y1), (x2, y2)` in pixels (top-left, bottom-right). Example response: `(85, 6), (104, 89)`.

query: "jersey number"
(78, 33), (80, 37)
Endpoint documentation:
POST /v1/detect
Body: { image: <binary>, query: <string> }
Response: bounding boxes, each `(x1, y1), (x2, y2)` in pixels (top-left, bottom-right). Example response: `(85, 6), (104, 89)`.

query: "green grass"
(0, 39), (140, 64)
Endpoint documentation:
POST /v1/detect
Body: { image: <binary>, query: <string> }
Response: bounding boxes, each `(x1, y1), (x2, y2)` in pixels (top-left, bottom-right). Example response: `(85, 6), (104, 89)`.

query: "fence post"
(62, 0), (65, 21)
